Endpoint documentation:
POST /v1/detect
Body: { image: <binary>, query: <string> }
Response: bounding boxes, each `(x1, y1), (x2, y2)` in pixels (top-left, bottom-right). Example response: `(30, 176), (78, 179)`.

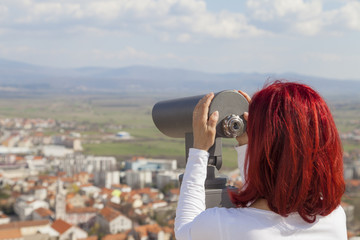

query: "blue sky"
(0, 0), (359, 80)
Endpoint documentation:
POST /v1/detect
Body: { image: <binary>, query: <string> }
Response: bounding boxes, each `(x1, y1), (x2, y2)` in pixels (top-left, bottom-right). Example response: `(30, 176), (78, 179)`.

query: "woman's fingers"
(208, 111), (219, 130)
(243, 112), (248, 121)
(238, 90), (251, 103)
(193, 93), (214, 124)
(193, 93), (218, 151)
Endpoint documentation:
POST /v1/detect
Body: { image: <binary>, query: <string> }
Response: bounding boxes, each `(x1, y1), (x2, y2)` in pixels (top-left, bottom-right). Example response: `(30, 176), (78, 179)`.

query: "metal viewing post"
(152, 90), (249, 208)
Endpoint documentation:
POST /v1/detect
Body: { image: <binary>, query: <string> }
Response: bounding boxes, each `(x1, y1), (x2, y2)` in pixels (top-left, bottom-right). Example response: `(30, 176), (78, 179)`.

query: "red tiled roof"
(346, 179), (360, 187)
(51, 219), (72, 234)
(101, 188), (113, 195)
(111, 184), (129, 188)
(80, 183), (93, 188)
(0, 229), (22, 239)
(102, 232), (127, 240)
(162, 226), (174, 234)
(0, 220), (49, 230)
(78, 236), (98, 240)
(34, 207), (53, 217)
(99, 207), (122, 222)
(66, 207), (98, 214)
(169, 188), (180, 195)
(134, 223), (162, 237)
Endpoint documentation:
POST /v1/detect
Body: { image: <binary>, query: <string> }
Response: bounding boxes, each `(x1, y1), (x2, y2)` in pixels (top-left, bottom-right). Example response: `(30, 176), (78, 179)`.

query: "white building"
(26, 156), (48, 172)
(125, 158), (177, 171)
(80, 186), (101, 197)
(14, 196), (49, 221)
(33, 187), (47, 201)
(42, 145), (74, 158)
(0, 219), (50, 237)
(156, 171), (180, 190)
(105, 171), (120, 189)
(40, 219), (88, 240)
(32, 207), (54, 221)
(0, 212), (10, 225)
(125, 170), (152, 189)
(97, 207), (132, 234)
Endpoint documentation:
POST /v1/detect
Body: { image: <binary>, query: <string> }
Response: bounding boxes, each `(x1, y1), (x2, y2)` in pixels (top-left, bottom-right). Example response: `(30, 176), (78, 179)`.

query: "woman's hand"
(193, 93), (219, 151)
(236, 90), (251, 146)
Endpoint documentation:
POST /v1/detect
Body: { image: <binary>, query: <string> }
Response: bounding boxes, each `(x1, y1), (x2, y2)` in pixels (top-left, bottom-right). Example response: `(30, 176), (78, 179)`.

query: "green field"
(0, 92), (358, 170)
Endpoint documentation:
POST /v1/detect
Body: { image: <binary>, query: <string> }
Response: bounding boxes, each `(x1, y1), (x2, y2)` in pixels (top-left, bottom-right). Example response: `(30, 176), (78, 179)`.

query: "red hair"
(229, 81), (345, 223)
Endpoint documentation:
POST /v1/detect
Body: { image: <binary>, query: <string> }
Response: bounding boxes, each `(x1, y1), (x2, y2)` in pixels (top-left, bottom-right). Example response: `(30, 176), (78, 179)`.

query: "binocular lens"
(222, 114), (244, 138)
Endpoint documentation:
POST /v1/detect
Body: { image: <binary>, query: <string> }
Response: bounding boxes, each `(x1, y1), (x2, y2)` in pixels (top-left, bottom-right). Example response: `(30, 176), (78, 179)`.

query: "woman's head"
(230, 81), (345, 223)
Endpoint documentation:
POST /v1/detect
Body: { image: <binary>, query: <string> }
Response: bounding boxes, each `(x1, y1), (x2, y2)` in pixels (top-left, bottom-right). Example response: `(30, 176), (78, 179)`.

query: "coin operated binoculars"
(152, 90), (249, 208)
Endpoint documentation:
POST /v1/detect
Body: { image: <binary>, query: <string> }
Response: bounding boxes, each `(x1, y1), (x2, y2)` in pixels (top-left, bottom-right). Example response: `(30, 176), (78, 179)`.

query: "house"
(102, 232), (128, 240)
(0, 220), (50, 237)
(26, 156), (47, 171)
(32, 208), (54, 221)
(131, 223), (165, 240)
(66, 194), (87, 208)
(65, 207), (97, 228)
(167, 188), (180, 202)
(33, 187), (48, 201)
(48, 219), (88, 240)
(0, 212), (10, 225)
(111, 184), (131, 193)
(80, 186), (101, 198)
(0, 229), (23, 240)
(14, 196), (49, 220)
(78, 236), (98, 240)
(97, 207), (132, 234)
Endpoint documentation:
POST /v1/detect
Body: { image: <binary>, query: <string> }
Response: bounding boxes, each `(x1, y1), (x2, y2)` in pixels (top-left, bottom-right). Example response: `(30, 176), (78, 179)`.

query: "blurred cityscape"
(0, 114), (359, 240)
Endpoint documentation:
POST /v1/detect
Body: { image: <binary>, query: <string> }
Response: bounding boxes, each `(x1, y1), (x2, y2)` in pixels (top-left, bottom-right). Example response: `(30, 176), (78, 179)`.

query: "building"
(58, 155), (118, 187)
(132, 223), (165, 240)
(97, 207), (132, 234)
(341, 202), (355, 226)
(0, 220), (50, 237)
(0, 212), (10, 225)
(32, 208), (54, 221)
(40, 219), (88, 240)
(14, 196), (49, 221)
(66, 207), (97, 228)
(105, 171), (120, 189)
(156, 171), (180, 190)
(0, 228), (23, 240)
(55, 180), (66, 220)
(125, 158), (177, 172)
(125, 171), (152, 189)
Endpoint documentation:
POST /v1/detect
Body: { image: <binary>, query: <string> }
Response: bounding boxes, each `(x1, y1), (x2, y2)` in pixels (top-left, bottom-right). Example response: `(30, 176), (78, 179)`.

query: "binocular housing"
(152, 90), (249, 139)
(152, 90), (249, 170)
(152, 90), (249, 208)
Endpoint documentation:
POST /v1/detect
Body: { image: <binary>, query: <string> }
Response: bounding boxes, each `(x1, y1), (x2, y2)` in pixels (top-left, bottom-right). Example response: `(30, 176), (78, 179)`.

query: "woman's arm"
(174, 93), (218, 240)
(174, 148), (209, 239)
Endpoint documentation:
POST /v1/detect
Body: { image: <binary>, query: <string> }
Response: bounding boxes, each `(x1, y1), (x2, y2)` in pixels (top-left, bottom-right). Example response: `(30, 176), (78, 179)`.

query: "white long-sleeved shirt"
(175, 146), (347, 240)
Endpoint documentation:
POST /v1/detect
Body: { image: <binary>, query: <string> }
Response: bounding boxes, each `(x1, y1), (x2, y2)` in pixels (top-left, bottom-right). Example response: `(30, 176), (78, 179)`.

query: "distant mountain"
(0, 58), (359, 97)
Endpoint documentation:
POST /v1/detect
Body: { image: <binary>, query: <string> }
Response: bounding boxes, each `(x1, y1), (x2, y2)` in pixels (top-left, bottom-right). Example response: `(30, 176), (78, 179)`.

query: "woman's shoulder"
(197, 205), (346, 230)
(191, 206), (346, 239)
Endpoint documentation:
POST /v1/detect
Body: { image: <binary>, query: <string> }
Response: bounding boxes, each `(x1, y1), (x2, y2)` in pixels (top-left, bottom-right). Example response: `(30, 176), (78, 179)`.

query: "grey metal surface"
(152, 90), (249, 138)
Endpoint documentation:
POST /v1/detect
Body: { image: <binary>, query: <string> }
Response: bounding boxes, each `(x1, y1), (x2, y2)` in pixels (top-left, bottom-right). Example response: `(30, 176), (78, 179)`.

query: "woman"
(174, 81), (347, 240)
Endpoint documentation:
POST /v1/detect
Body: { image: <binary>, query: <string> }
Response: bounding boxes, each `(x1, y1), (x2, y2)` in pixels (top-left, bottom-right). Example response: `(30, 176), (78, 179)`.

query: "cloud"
(246, 0), (360, 35)
(303, 52), (342, 62)
(338, 1), (360, 31)
(90, 46), (182, 63)
(177, 33), (191, 43)
(0, 0), (264, 40)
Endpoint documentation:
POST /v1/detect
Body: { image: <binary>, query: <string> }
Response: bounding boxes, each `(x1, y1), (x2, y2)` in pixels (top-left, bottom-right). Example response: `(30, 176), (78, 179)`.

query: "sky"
(0, 0), (359, 80)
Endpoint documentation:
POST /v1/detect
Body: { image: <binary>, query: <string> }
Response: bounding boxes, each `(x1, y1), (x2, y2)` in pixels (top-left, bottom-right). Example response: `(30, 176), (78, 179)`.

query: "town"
(0, 115), (359, 240)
